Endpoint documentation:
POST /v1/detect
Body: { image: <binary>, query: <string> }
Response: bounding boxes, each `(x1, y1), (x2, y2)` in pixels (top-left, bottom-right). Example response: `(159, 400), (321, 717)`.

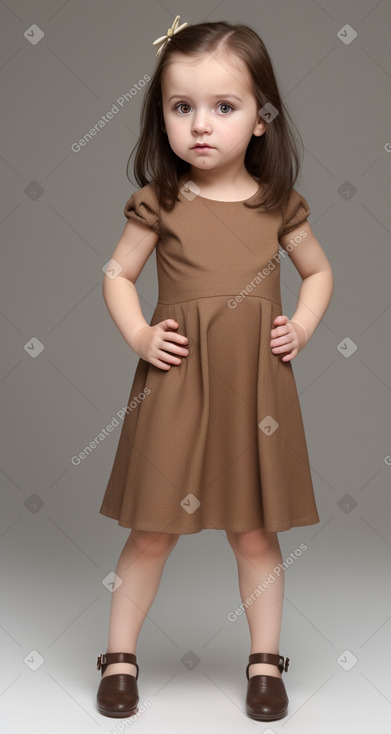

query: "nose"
(191, 108), (212, 135)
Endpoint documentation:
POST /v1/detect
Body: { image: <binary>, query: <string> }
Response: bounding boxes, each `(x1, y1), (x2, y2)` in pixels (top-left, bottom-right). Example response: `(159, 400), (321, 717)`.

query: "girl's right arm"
(102, 219), (189, 370)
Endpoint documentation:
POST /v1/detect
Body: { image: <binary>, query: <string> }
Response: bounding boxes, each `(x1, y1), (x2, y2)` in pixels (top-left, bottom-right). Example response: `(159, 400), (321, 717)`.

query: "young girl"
(96, 16), (333, 722)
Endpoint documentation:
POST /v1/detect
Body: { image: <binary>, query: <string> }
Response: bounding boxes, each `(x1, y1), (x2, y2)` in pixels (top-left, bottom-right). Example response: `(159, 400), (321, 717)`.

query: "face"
(161, 52), (266, 176)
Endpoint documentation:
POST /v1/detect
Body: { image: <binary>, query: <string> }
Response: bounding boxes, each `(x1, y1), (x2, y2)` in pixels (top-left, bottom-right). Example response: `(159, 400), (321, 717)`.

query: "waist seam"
(157, 294), (282, 308)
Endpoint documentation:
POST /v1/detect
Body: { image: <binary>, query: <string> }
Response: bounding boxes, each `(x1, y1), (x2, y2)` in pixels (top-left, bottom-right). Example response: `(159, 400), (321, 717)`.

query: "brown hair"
(126, 20), (305, 213)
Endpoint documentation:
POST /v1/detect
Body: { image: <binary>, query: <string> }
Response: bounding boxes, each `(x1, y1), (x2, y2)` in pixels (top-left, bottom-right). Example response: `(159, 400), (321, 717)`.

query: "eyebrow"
(167, 93), (243, 102)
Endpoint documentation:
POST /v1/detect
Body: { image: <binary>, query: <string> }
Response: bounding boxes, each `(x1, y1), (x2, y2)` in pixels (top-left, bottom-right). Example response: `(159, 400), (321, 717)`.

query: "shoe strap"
(246, 653), (290, 680)
(96, 652), (139, 679)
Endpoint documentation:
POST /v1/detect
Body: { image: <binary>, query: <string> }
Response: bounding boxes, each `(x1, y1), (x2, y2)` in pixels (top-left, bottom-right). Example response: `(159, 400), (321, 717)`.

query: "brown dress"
(99, 179), (320, 534)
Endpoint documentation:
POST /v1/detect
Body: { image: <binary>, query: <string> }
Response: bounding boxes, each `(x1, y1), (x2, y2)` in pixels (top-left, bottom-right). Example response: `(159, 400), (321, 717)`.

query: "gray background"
(1, 0), (391, 731)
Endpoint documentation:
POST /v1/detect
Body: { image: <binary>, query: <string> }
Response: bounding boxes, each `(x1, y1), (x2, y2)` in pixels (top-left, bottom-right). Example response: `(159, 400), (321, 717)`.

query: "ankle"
(101, 661), (138, 678)
(248, 662), (281, 678)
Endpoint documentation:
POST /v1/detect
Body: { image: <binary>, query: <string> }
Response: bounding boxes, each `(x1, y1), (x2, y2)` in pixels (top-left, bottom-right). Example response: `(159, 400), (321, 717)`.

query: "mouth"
(192, 143), (214, 149)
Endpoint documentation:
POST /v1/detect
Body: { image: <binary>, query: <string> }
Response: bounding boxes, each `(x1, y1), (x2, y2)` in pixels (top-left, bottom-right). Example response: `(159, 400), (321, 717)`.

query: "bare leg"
(101, 529), (180, 678)
(226, 528), (284, 678)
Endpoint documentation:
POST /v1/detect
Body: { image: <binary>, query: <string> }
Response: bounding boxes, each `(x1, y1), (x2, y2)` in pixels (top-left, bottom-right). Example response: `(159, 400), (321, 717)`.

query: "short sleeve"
(123, 183), (161, 235)
(278, 188), (311, 239)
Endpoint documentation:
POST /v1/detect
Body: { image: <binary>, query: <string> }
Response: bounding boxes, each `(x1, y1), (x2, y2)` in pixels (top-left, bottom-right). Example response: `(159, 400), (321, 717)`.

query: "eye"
(218, 103), (234, 114)
(175, 103), (191, 114)
(173, 102), (235, 115)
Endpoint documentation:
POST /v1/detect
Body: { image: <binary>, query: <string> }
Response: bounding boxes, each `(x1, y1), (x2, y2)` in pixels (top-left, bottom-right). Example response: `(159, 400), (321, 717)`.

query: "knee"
(129, 529), (180, 557)
(226, 528), (278, 557)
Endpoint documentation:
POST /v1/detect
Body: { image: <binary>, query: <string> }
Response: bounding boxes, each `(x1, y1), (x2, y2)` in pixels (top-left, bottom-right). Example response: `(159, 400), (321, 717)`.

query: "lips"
(192, 143), (213, 148)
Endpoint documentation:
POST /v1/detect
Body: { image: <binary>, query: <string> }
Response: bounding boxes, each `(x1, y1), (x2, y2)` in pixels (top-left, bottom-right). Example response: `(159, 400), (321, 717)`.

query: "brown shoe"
(96, 652), (139, 718)
(245, 652), (290, 721)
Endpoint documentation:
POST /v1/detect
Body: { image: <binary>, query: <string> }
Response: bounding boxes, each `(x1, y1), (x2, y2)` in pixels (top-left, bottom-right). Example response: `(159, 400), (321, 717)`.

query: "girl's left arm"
(270, 222), (334, 362)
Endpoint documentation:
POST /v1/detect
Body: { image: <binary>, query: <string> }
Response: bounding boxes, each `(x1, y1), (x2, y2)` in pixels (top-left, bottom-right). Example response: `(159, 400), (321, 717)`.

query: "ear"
(252, 117), (267, 137)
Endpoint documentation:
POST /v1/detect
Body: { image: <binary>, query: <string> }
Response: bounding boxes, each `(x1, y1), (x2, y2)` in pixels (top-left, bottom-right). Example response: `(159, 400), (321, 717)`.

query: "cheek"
(218, 125), (237, 145)
(224, 122), (250, 146)
(165, 118), (185, 145)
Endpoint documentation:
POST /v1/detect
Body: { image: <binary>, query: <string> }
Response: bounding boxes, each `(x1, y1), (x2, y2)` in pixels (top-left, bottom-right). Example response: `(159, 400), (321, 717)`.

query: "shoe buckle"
(278, 655), (290, 673)
(96, 653), (106, 670)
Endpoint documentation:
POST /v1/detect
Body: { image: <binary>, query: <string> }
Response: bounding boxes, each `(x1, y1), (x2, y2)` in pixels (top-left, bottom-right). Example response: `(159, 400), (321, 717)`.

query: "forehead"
(161, 52), (253, 98)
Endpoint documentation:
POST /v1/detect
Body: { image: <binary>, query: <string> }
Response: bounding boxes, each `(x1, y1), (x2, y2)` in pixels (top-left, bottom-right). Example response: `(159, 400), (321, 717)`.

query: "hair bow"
(152, 15), (188, 57)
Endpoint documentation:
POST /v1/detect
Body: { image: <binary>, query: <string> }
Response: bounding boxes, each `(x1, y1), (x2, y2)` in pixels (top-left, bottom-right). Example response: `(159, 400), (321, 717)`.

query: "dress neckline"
(178, 179), (262, 204)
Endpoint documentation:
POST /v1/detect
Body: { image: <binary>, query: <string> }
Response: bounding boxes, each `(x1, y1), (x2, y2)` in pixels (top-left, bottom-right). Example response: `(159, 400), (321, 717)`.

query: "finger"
(157, 348), (183, 365)
(272, 341), (295, 355)
(271, 318), (291, 335)
(271, 344), (291, 354)
(271, 333), (293, 348)
(273, 314), (288, 325)
(271, 331), (289, 343)
(272, 323), (296, 338)
(270, 325), (288, 337)
(162, 319), (178, 330)
(163, 332), (189, 345)
(281, 349), (297, 361)
(160, 341), (189, 355)
(153, 358), (172, 370)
